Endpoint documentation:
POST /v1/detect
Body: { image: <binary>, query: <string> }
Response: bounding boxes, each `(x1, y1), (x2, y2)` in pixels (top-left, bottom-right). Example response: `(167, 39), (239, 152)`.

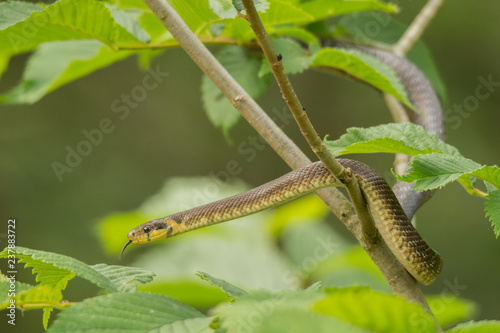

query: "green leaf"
(313, 286), (437, 333)
(231, 0), (269, 13)
(485, 190), (500, 238)
(310, 244), (390, 292)
(138, 11), (176, 44)
(1, 40), (134, 104)
(306, 281), (322, 291)
(215, 289), (368, 333)
(272, 27), (320, 45)
(446, 321), (500, 333)
(0, 247), (155, 293)
(115, 0), (150, 11)
(43, 306), (54, 330)
(218, 289), (369, 332)
(298, 0), (398, 22)
(397, 154), (482, 191)
(11, 285), (64, 310)
(0, 0), (44, 30)
(47, 292), (213, 333)
(222, 0), (313, 41)
(138, 279), (228, 308)
(196, 271), (247, 298)
(258, 0), (312, 26)
(226, 307), (371, 332)
(312, 47), (414, 109)
(0, 275), (68, 327)
(470, 165), (500, 191)
(201, 46), (270, 135)
(0, 275), (35, 308)
(325, 123), (500, 238)
(210, 0), (239, 18)
(168, 0), (220, 34)
(223, 0), (396, 41)
(337, 12), (447, 102)
(211, 0), (269, 18)
(0, 0), (142, 57)
(4, 249), (77, 291)
(90, 264), (155, 292)
(259, 38), (318, 76)
(325, 122), (458, 157)
(279, 222), (350, 283)
(397, 156), (500, 195)
(459, 174), (478, 196)
(484, 179), (498, 194)
(106, 4), (151, 43)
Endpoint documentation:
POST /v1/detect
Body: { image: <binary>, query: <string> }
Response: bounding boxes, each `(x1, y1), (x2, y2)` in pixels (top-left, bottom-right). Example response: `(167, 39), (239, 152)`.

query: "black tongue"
(120, 240), (132, 260)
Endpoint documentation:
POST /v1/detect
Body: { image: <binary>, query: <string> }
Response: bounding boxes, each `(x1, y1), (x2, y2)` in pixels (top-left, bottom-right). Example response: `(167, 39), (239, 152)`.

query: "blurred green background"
(1, 0), (500, 331)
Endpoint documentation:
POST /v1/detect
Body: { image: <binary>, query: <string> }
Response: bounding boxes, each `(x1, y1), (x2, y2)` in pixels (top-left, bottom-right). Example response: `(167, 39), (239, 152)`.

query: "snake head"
(121, 218), (180, 257)
(127, 218), (177, 245)
(121, 219), (176, 257)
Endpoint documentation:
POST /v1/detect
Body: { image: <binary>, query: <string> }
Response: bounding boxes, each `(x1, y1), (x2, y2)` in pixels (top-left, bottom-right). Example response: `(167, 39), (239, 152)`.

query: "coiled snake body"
(123, 45), (444, 285)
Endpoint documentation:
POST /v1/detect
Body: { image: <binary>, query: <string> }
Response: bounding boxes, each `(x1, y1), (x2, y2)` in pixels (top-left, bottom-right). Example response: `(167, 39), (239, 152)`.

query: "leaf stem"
(18, 300), (75, 310)
(142, 0), (439, 321)
(115, 36), (243, 50)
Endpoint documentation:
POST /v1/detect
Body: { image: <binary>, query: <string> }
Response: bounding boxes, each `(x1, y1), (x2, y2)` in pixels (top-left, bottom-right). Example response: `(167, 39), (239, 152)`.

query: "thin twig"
(142, 0), (437, 318)
(240, 0), (377, 243)
(392, 0), (444, 57)
(383, 93), (410, 124)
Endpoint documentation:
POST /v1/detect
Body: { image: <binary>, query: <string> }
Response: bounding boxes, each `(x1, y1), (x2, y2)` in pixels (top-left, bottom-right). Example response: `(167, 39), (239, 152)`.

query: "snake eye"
(143, 226), (151, 233)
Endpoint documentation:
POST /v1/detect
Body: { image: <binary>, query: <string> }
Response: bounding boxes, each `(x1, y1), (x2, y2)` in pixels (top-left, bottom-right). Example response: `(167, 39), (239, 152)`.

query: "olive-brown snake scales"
(123, 43), (445, 285)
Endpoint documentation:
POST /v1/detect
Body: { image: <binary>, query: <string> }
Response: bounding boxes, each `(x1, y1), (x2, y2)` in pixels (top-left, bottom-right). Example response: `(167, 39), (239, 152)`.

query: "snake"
(122, 44), (445, 285)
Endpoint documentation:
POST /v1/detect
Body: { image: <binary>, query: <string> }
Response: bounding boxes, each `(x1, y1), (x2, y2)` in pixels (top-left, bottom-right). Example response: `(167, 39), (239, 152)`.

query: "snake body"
(125, 159), (442, 284)
(335, 43), (445, 219)
(123, 44), (445, 285)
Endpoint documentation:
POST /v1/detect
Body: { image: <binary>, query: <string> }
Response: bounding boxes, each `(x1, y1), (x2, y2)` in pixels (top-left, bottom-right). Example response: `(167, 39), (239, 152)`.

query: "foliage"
(325, 122), (500, 236)
(0, 247), (154, 328)
(0, 175), (492, 331)
(0, 0), (499, 332)
(0, 246), (493, 331)
(201, 45), (270, 136)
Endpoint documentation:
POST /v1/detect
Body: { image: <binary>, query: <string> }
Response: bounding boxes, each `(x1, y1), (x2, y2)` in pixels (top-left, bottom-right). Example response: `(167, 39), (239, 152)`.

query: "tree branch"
(142, 0), (438, 322)
(392, 0), (444, 57)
